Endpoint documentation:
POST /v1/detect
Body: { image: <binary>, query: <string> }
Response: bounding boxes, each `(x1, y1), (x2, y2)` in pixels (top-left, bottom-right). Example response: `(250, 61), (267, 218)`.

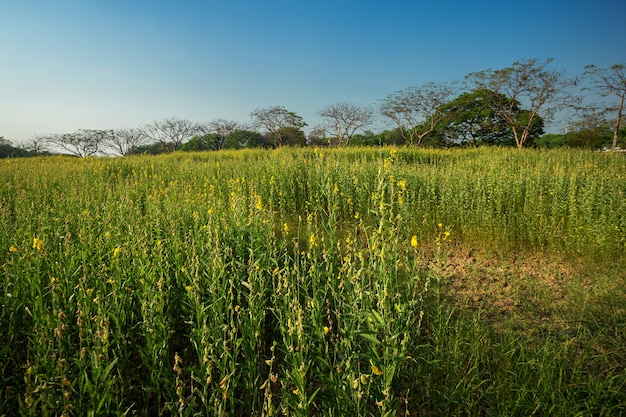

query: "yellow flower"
(354, 212), (360, 220)
(371, 364), (383, 376)
(9, 245), (19, 253)
(309, 234), (316, 246)
(443, 231), (451, 240)
(113, 247), (122, 257)
(283, 223), (289, 233)
(255, 196), (263, 211)
(32, 237), (44, 251)
(292, 388), (299, 395)
(411, 235), (418, 247)
(323, 326), (330, 335)
(185, 285), (192, 292)
(397, 180), (407, 191)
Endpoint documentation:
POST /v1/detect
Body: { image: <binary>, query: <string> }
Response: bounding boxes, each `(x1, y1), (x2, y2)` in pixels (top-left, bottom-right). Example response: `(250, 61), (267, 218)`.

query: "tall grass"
(0, 147), (624, 416)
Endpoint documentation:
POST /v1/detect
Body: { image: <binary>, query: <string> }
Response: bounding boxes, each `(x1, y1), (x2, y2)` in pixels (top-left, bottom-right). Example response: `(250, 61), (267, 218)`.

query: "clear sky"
(1, 0), (625, 142)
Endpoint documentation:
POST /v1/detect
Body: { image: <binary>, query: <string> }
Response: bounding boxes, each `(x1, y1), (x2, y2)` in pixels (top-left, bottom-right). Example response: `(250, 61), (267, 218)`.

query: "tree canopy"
(5, 58), (623, 157)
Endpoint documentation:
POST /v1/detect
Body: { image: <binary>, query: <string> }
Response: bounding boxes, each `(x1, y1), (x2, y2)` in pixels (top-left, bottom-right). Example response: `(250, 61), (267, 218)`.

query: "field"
(1, 147), (625, 416)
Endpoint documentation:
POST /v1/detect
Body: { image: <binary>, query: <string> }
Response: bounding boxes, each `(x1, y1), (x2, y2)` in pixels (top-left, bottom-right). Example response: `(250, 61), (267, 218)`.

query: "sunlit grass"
(1, 147), (624, 416)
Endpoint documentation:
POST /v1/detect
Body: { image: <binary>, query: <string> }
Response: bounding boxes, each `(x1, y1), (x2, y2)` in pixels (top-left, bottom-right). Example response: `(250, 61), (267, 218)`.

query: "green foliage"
(0, 137), (32, 158)
(435, 89), (545, 147)
(1, 148), (624, 415)
(126, 141), (171, 155)
(230, 129), (269, 148)
(179, 134), (221, 151)
(536, 126), (623, 150)
(272, 126), (307, 147)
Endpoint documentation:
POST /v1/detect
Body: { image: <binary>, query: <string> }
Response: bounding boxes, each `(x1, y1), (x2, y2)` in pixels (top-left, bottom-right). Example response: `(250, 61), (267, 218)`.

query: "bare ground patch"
(431, 245), (625, 334)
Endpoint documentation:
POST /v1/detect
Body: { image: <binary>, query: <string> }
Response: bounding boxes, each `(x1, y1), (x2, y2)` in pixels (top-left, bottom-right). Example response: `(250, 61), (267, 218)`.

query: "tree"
(179, 134), (218, 152)
(21, 134), (49, 155)
(273, 126), (307, 147)
(380, 81), (457, 146)
(317, 102), (376, 146)
(467, 58), (578, 150)
(435, 89), (514, 147)
(250, 106), (306, 147)
(47, 129), (113, 157)
(307, 126), (329, 146)
(564, 110), (613, 149)
(230, 129), (268, 148)
(141, 117), (200, 152)
(197, 119), (246, 150)
(0, 137), (24, 158)
(108, 128), (148, 156)
(584, 64), (626, 151)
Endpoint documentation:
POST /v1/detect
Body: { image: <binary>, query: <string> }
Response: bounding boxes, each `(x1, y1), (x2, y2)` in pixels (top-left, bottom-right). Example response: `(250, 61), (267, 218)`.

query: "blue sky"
(1, 0), (625, 142)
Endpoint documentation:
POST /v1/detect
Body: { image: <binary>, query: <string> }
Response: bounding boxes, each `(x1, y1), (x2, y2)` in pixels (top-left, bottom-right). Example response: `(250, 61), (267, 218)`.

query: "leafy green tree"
(272, 127), (306, 147)
(535, 133), (568, 149)
(179, 134), (220, 151)
(0, 137), (30, 158)
(467, 58), (578, 149)
(250, 106), (306, 147)
(435, 89), (513, 147)
(126, 142), (170, 155)
(350, 129), (405, 146)
(230, 130), (268, 148)
(564, 111), (613, 149)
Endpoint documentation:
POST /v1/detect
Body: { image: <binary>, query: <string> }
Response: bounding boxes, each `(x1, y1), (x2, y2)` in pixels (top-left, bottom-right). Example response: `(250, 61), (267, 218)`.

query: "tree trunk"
(612, 93), (624, 152)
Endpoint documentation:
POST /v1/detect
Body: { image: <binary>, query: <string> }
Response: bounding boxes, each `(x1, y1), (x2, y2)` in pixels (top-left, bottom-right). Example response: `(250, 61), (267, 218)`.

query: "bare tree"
(47, 129), (113, 157)
(21, 134), (49, 155)
(380, 81), (457, 146)
(467, 58), (579, 150)
(308, 126), (328, 146)
(317, 102), (376, 146)
(250, 106), (306, 147)
(584, 64), (626, 151)
(141, 117), (201, 152)
(107, 128), (148, 156)
(198, 119), (246, 150)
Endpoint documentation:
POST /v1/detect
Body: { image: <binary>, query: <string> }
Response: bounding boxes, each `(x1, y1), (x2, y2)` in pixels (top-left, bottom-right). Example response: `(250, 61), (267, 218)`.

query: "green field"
(1, 147), (625, 416)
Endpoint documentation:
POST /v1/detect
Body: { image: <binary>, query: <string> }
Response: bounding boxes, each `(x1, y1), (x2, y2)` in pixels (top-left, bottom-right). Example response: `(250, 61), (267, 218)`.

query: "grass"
(0, 147), (625, 416)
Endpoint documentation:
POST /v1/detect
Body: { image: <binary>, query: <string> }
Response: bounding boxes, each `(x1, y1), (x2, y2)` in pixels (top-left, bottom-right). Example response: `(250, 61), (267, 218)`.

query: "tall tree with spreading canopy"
(467, 58), (578, 150)
(435, 89), (512, 147)
(47, 129), (113, 157)
(380, 81), (457, 146)
(317, 102), (376, 146)
(584, 64), (626, 151)
(250, 106), (306, 147)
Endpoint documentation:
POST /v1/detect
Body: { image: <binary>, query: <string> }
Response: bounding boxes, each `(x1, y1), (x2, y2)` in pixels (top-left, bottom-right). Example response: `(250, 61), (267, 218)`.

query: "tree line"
(2, 59), (625, 158)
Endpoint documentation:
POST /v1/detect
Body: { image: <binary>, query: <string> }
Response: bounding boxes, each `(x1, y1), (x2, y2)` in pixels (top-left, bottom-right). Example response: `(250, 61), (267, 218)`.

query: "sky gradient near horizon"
(1, 0), (625, 143)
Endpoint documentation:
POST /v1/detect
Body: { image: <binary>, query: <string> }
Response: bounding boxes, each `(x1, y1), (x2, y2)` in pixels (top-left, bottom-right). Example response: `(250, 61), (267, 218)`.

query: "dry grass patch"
(437, 245), (625, 335)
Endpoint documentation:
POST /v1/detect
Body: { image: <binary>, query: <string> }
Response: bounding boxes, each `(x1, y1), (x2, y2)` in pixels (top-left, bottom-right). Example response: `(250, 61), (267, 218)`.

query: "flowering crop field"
(1, 147), (625, 416)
